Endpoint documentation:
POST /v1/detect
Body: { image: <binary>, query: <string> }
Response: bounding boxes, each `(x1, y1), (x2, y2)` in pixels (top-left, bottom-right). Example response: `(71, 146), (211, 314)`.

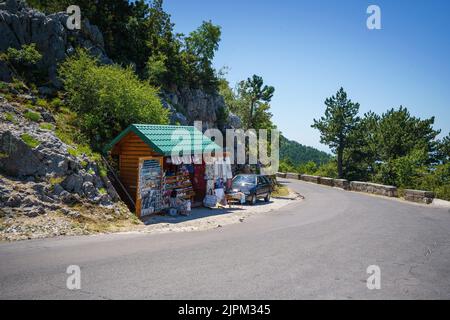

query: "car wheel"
(264, 193), (271, 202)
(249, 194), (257, 205)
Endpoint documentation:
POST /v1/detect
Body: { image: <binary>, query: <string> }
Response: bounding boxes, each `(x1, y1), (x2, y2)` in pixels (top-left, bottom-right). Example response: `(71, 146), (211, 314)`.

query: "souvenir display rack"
(162, 169), (195, 208)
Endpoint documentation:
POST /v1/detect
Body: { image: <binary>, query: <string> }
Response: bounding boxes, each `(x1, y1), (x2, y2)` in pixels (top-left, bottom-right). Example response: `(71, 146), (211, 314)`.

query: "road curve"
(1, 179), (450, 299)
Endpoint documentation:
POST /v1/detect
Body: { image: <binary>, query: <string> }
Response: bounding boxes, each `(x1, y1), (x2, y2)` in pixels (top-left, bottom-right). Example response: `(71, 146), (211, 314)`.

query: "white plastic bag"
(203, 193), (217, 208)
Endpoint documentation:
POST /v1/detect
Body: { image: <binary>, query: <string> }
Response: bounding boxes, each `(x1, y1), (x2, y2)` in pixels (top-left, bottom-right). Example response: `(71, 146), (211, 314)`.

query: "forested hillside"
(280, 135), (331, 166)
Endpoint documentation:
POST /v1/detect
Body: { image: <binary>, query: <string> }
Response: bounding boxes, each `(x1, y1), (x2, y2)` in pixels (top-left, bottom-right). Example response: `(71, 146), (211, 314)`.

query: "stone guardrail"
(276, 172), (287, 178)
(300, 174), (321, 184)
(319, 177), (334, 187)
(404, 189), (435, 204)
(333, 179), (349, 190)
(285, 172), (300, 180)
(278, 172), (436, 204)
(350, 181), (397, 197)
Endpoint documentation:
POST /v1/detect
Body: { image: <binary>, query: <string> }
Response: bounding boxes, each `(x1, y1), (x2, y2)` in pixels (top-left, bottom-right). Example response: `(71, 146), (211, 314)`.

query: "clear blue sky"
(164, 0), (450, 152)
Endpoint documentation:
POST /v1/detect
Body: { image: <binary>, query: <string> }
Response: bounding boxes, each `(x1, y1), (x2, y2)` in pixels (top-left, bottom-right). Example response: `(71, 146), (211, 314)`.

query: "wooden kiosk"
(104, 124), (221, 218)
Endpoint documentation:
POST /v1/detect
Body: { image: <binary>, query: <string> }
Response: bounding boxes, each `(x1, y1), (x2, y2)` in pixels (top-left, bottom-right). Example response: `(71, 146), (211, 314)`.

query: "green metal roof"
(104, 124), (222, 156)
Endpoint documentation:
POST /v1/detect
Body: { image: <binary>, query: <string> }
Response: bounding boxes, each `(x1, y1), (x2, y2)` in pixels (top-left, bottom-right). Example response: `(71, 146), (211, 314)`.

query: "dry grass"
(272, 185), (290, 197)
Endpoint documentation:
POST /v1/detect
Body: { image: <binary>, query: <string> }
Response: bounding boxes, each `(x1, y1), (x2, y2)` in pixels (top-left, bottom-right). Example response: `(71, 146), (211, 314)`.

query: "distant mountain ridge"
(280, 135), (331, 165)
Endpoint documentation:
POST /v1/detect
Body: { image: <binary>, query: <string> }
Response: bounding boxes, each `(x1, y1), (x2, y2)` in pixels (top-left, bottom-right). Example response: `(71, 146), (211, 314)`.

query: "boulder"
(5, 194), (21, 207)
(101, 174), (119, 202)
(61, 173), (83, 194)
(52, 183), (64, 196)
(82, 181), (97, 198)
(23, 206), (45, 217)
(0, 131), (43, 176)
(59, 190), (80, 205)
(227, 113), (242, 129)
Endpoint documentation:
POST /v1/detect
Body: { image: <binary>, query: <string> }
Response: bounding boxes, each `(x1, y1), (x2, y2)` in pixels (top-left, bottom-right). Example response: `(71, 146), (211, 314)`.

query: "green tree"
(26, 0), (223, 92)
(279, 158), (296, 173)
(314, 160), (338, 178)
(184, 20), (221, 90)
(343, 111), (379, 181)
(185, 20), (221, 63)
(59, 50), (169, 150)
(375, 106), (440, 163)
(298, 161), (317, 175)
(27, 0), (148, 70)
(145, 54), (168, 86)
(373, 148), (428, 188)
(237, 75), (275, 129)
(437, 133), (450, 164)
(312, 87), (360, 178)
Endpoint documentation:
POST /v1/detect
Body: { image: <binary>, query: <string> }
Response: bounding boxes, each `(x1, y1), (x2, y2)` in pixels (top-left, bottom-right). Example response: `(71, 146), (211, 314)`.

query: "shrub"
(0, 81), (8, 92)
(298, 161), (318, 175)
(314, 161), (338, 178)
(25, 102), (36, 110)
(49, 176), (64, 185)
(50, 98), (62, 110)
(39, 123), (54, 130)
(419, 162), (450, 201)
(24, 110), (41, 122)
(21, 133), (40, 148)
(99, 167), (108, 178)
(0, 44), (42, 81)
(59, 49), (169, 150)
(36, 98), (49, 109)
(279, 158), (296, 173)
(4, 112), (15, 123)
(3, 44), (42, 66)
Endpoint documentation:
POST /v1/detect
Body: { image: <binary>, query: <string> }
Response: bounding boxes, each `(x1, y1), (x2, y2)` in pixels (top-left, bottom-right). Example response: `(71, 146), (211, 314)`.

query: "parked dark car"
(231, 174), (272, 205)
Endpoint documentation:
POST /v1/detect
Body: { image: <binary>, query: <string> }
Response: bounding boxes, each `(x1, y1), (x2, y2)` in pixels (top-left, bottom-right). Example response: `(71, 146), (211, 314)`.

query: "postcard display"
(137, 157), (164, 217)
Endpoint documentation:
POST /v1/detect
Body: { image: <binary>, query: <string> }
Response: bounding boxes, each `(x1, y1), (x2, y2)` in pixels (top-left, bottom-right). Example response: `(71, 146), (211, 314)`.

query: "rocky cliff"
(0, 0), (241, 129)
(0, 0), (110, 88)
(0, 84), (141, 241)
(164, 87), (241, 129)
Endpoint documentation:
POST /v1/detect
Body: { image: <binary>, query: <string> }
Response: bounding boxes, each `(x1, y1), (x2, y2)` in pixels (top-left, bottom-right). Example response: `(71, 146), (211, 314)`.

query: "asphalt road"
(1, 179), (450, 299)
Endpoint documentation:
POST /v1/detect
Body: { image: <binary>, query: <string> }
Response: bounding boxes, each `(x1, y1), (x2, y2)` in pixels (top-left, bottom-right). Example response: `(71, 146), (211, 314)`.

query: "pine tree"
(312, 87), (360, 178)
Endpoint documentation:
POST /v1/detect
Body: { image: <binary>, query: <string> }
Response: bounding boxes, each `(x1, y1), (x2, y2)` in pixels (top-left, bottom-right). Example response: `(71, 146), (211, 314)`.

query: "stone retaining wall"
(404, 189), (434, 204)
(300, 174), (321, 184)
(278, 173), (436, 204)
(285, 172), (300, 180)
(350, 181), (397, 197)
(276, 172), (287, 178)
(333, 179), (349, 190)
(319, 177), (334, 187)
